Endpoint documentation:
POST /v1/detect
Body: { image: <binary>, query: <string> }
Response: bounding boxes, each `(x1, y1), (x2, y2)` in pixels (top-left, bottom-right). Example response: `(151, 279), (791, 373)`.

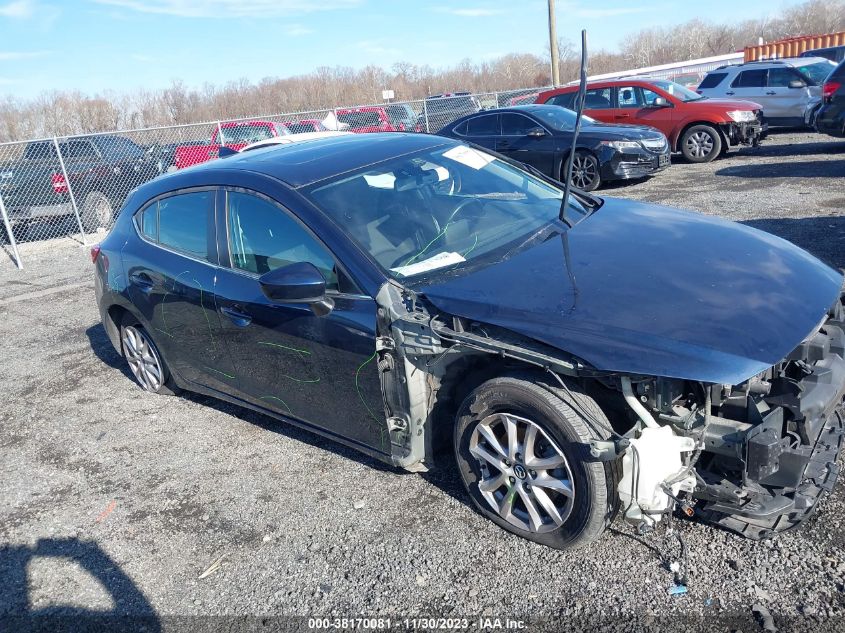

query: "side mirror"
(527, 127), (546, 138)
(259, 262), (334, 316)
(788, 79), (806, 89)
(651, 96), (670, 107)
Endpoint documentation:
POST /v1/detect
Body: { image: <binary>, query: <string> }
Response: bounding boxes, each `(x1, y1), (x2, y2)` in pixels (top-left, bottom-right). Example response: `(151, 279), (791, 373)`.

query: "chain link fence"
(0, 86), (548, 270)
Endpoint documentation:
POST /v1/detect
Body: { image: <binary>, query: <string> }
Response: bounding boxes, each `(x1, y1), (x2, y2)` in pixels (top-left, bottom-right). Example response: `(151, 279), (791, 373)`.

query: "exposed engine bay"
(374, 280), (845, 539)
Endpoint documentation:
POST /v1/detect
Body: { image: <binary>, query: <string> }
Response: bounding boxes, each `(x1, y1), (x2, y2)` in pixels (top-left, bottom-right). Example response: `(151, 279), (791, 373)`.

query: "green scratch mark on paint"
(281, 374), (321, 384)
(260, 395), (292, 414)
(462, 235), (479, 258)
(355, 351), (388, 448)
(154, 328), (173, 338)
(194, 276), (217, 352)
(257, 341), (311, 356)
(203, 366), (236, 380)
(159, 270), (192, 335)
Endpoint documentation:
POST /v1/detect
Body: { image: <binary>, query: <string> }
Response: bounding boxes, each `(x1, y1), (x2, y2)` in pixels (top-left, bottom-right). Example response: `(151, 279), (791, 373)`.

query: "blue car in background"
(93, 133), (845, 550)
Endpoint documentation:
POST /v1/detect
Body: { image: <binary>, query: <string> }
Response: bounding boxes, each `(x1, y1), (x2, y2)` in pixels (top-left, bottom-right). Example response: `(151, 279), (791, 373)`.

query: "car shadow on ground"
(716, 159), (845, 179)
(85, 323), (135, 382)
(739, 216), (845, 271)
(0, 537), (160, 632)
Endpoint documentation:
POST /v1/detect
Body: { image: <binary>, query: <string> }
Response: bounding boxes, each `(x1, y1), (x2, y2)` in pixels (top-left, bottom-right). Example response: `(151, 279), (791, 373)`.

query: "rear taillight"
(90, 245), (101, 263)
(823, 81), (841, 103)
(51, 172), (68, 194)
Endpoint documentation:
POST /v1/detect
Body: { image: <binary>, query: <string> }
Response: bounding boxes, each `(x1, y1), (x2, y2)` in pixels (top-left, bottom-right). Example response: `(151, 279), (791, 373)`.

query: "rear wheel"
(120, 320), (179, 395)
(454, 375), (616, 549)
(566, 151), (602, 191)
(680, 124), (722, 163)
(81, 191), (114, 233)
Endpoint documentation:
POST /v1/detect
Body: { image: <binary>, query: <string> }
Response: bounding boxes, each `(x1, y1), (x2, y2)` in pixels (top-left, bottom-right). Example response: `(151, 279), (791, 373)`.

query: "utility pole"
(548, 0), (560, 87)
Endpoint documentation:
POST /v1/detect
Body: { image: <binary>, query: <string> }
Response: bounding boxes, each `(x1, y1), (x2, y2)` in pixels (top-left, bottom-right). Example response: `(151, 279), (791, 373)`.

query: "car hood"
(419, 199), (843, 385)
(580, 122), (665, 140)
(688, 97), (764, 111)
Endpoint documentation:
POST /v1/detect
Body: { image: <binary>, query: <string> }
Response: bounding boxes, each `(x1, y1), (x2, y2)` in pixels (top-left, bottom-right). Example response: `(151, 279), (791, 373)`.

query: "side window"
(641, 88), (662, 105)
(158, 191), (214, 260)
(452, 120), (468, 135)
(698, 72), (727, 89)
(616, 86), (643, 108)
(546, 93), (575, 108)
(464, 114), (499, 136)
(500, 113), (536, 135)
(584, 88), (613, 109)
(60, 140), (97, 158)
(768, 67), (799, 87)
(141, 205), (157, 240)
(731, 69), (767, 88)
(226, 191), (338, 290)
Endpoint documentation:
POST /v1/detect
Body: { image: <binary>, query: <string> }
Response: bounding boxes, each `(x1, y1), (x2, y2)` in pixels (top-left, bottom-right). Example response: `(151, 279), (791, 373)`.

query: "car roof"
(714, 56), (832, 71)
(178, 132), (456, 188)
(239, 131), (351, 151)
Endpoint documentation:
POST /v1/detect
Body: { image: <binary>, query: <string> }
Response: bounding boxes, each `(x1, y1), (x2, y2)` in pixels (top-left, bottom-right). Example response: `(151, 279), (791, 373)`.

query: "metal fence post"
(0, 191), (23, 269)
(216, 121), (225, 145)
(493, 91), (499, 107)
(423, 100), (430, 133)
(53, 136), (86, 246)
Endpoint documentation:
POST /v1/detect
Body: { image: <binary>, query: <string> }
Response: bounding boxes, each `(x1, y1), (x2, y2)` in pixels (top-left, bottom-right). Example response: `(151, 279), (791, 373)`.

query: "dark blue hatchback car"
(94, 132), (845, 549)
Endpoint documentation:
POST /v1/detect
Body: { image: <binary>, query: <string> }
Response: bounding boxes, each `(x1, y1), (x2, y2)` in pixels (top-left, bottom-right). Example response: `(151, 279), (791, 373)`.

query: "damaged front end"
(626, 292), (845, 538)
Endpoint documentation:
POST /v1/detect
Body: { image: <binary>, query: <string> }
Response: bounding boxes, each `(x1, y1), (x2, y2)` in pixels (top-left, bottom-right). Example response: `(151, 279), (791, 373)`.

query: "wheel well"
(674, 121), (725, 152)
(105, 304), (132, 355)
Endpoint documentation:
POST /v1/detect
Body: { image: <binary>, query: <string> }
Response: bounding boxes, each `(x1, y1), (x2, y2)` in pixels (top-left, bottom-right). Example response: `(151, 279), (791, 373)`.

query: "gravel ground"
(1, 131), (844, 632)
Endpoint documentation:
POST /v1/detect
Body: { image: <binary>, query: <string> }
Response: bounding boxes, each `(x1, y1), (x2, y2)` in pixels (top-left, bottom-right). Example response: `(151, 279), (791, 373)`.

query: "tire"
(454, 374), (616, 549)
(565, 151), (602, 192)
(81, 191), (114, 233)
(679, 124), (722, 163)
(119, 317), (179, 395)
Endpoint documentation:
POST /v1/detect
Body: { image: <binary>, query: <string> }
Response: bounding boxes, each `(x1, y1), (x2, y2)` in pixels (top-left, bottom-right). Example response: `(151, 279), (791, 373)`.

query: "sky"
(0, 0), (805, 99)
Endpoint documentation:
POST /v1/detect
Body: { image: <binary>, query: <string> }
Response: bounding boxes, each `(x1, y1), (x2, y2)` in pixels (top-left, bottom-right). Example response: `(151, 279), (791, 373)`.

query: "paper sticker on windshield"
(363, 172), (396, 189)
(391, 251), (466, 277)
(442, 146), (494, 170)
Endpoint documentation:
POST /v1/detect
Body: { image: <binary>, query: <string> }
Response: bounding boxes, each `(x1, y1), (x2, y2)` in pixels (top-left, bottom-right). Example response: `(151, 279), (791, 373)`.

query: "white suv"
(697, 57), (836, 127)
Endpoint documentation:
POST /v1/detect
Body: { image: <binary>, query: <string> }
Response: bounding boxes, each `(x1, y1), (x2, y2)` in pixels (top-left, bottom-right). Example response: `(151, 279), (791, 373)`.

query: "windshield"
(795, 61), (836, 84)
(649, 80), (703, 101)
(529, 107), (597, 130)
(305, 144), (587, 281)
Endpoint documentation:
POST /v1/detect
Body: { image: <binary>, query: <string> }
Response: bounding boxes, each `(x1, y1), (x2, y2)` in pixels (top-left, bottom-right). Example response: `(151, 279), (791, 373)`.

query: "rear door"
(122, 188), (238, 393)
(212, 188), (388, 453)
(496, 112), (557, 176)
(456, 113), (500, 151)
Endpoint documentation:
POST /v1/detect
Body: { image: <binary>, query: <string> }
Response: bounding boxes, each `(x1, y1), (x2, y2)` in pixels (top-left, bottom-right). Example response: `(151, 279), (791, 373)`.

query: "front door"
(496, 112), (556, 177)
(611, 85), (673, 135)
(122, 188), (237, 393)
(765, 67), (809, 123)
(212, 189), (388, 454)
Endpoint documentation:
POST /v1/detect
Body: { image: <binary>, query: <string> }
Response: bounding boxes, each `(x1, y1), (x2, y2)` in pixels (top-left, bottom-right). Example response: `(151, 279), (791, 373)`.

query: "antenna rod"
(560, 29), (587, 223)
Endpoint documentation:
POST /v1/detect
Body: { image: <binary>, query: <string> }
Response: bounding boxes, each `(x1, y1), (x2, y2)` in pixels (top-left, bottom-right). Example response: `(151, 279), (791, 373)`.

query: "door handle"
(129, 272), (154, 293)
(765, 91), (776, 95)
(220, 305), (252, 327)
(615, 114), (631, 119)
(725, 91), (735, 96)
(497, 140), (510, 148)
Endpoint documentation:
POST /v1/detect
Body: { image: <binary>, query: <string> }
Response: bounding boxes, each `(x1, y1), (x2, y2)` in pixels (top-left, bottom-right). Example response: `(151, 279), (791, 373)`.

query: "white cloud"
(285, 24), (314, 36)
(0, 50), (49, 60)
(90, 0), (361, 17)
(0, 0), (34, 18)
(434, 7), (504, 17)
(357, 40), (401, 57)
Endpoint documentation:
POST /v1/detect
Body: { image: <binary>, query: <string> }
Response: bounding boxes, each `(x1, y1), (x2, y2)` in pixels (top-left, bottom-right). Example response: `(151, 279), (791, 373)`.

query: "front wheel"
(565, 151), (602, 192)
(454, 375), (616, 549)
(680, 125), (722, 163)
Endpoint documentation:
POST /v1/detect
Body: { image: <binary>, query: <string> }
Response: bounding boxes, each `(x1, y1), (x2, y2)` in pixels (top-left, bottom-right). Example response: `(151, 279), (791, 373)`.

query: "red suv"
(537, 79), (764, 163)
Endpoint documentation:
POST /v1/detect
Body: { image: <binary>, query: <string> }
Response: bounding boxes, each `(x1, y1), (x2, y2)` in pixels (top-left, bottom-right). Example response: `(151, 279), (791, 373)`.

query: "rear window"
(544, 92), (575, 108)
(23, 142), (56, 160)
(698, 72), (728, 89)
(732, 69), (767, 88)
(219, 124), (275, 145)
(337, 112), (382, 128)
(153, 191), (214, 260)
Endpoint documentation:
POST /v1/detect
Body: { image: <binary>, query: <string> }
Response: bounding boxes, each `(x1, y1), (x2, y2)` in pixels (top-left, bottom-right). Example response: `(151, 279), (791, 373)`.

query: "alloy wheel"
(571, 154), (598, 190)
(684, 131), (714, 159)
(122, 325), (163, 392)
(469, 413), (575, 533)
